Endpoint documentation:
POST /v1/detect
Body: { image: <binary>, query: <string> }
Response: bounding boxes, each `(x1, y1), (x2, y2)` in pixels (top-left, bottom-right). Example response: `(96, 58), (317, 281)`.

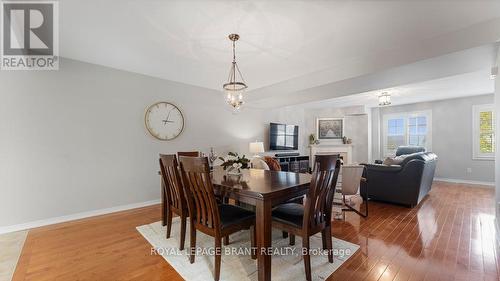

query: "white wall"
(495, 71), (500, 229)
(0, 59), (272, 229)
(267, 105), (369, 164)
(373, 94), (495, 183)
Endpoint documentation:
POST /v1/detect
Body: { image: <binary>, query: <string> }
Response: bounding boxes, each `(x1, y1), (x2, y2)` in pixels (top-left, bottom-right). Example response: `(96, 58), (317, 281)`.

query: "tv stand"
(274, 155), (309, 173)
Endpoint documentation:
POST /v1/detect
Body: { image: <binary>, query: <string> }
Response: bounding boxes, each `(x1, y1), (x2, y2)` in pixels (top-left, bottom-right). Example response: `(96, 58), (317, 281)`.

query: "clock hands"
(162, 108), (175, 125)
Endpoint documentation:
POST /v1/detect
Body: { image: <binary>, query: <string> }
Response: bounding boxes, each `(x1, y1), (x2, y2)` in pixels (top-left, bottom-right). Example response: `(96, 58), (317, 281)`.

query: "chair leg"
(214, 237), (222, 281)
(223, 235), (230, 246)
(166, 209), (173, 238)
(189, 224), (196, 264)
(250, 225), (257, 260)
(282, 231), (288, 238)
(342, 196), (368, 218)
(321, 229), (327, 250)
(289, 234), (295, 246)
(303, 236), (312, 281)
(179, 215), (187, 250)
(324, 227), (333, 263)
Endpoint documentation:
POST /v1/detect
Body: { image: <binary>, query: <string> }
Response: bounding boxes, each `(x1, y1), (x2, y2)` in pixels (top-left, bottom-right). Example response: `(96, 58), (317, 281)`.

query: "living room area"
(1, 1), (499, 281)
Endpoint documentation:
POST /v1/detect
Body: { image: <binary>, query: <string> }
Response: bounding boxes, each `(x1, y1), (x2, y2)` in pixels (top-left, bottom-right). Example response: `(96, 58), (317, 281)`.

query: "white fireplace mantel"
(309, 144), (353, 166)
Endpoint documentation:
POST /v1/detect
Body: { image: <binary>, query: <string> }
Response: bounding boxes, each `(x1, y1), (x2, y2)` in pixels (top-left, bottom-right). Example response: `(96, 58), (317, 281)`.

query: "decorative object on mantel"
(309, 134), (320, 145)
(316, 118), (344, 140)
(219, 152), (250, 175)
(378, 92), (391, 106)
(342, 136), (352, 144)
(223, 34), (247, 113)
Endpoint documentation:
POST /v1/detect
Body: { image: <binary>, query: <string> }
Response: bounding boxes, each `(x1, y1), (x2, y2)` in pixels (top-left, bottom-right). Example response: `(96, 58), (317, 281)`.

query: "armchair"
(361, 152), (437, 207)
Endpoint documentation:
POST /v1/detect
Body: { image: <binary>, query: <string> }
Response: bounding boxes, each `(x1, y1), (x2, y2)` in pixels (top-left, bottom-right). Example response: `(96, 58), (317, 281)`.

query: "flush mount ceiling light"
(223, 34), (248, 113)
(378, 92), (391, 106)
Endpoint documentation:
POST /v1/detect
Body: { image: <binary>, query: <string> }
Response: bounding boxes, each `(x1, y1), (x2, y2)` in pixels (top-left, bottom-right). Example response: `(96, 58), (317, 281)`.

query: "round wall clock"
(145, 102), (184, 141)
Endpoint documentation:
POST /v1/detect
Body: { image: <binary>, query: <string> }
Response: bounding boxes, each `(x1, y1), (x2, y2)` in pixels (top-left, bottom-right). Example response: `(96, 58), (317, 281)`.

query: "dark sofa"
(361, 150), (437, 207)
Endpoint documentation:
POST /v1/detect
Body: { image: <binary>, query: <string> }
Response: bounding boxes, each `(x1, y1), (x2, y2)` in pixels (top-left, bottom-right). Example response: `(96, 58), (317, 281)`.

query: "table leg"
(161, 179), (167, 226)
(256, 199), (272, 281)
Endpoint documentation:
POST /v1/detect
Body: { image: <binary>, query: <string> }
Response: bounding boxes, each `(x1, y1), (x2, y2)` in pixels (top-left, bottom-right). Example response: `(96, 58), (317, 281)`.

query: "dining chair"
(339, 165), (368, 218)
(178, 156), (256, 281)
(271, 154), (340, 281)
(177, 151), (200, 157)
(159, 154), (189, 250)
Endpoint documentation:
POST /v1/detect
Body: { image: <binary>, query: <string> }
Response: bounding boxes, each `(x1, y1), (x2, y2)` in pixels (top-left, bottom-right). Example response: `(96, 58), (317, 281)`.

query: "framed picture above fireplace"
(316, 118), (344, 140)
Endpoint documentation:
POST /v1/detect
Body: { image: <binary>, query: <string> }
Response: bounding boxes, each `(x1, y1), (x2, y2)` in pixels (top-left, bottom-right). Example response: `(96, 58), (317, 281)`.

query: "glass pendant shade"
(223, 34), (247, 113)
(225, 88), (245, 112)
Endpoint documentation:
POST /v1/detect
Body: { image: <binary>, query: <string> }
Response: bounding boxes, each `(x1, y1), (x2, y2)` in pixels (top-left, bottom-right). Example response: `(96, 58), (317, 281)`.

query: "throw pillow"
(382, 155), (406, 165)
(263, 156), (282, 171)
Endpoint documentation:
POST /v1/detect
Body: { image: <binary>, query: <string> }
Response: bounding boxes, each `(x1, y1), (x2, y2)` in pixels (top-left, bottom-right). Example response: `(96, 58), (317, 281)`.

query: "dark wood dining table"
(161, 167), (312, 281)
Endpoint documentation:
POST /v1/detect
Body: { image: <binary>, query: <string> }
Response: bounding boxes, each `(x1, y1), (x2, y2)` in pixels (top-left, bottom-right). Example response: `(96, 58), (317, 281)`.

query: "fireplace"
(309, 144), (353, 167)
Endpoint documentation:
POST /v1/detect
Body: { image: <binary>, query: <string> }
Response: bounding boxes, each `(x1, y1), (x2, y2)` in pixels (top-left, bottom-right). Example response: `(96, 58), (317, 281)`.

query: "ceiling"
(300, 70), (495, 109)
(59, 0), (500, 106)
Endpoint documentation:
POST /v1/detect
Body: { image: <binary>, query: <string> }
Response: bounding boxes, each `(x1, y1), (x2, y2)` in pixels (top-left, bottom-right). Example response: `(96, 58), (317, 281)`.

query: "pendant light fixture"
(223, 34), (247, 112)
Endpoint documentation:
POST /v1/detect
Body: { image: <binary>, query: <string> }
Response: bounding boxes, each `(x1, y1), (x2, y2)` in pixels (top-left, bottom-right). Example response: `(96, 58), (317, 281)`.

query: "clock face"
(145, 102), (184, 141)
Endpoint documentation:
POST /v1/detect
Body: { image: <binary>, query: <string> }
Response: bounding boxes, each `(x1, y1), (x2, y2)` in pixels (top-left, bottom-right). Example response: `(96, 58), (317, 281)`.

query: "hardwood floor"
(12, 181), (499, 281)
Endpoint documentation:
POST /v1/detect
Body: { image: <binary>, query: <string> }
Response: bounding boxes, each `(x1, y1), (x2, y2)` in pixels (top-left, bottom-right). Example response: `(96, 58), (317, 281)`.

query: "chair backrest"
(303, 154), (340, 230)
(341, 165), (365, 196)
(396, 146), (425, 156)
(312, 154), (340, 172)
(178, 156), (221, 231)
(178, 151), (200, 157)
(251, 157), (270, 170)
(159, 154), (186, 211)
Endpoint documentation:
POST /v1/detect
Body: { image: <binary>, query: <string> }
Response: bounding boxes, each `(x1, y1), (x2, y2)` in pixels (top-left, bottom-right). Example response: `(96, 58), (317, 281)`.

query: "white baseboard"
(434, 177), (495, 187)
(0, 199), (161, 235)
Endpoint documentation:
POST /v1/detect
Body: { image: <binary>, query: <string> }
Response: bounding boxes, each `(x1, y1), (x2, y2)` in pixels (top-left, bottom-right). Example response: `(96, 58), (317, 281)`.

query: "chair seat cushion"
(272, 203), (304, 227)
(219, 204), (255, 228)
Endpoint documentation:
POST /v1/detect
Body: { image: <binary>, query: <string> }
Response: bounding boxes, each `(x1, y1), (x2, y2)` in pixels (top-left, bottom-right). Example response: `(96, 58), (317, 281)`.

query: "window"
(472, 104), (495, 160)
(386, 118), (406, 153)
(383, 111), (432, 156)
(408, 116), (427, 146)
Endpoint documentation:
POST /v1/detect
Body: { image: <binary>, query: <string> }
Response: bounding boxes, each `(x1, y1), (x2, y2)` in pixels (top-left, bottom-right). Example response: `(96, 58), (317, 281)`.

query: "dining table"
(161, 167), (312, 281)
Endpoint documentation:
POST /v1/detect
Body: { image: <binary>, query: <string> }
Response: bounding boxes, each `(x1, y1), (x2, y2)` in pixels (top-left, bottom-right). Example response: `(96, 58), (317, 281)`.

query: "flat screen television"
(269, 123), (299, 151)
